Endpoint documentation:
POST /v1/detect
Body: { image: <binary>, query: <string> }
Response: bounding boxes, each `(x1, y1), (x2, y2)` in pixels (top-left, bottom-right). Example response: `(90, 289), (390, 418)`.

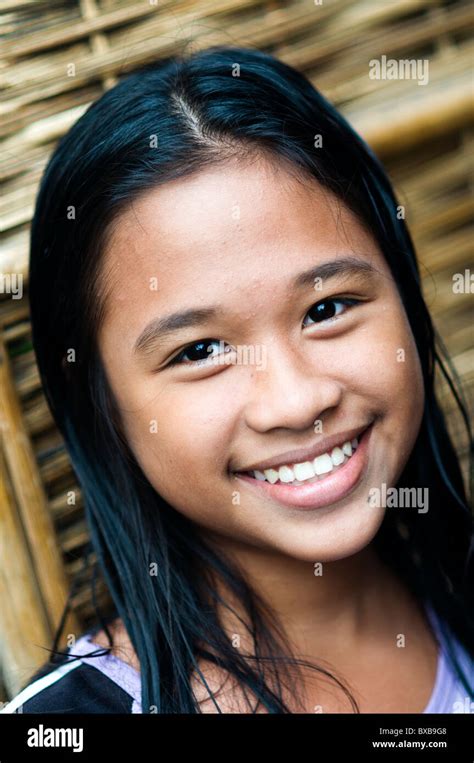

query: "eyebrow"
(133, 256), (379, 356)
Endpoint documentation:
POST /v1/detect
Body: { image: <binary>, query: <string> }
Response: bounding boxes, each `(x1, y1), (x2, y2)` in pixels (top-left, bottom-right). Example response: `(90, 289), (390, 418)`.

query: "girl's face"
(97, 156), (424, 563)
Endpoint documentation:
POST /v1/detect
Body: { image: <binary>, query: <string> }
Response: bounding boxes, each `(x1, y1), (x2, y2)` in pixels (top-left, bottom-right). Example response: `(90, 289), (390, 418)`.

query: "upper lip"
(233, 423), (372, 473)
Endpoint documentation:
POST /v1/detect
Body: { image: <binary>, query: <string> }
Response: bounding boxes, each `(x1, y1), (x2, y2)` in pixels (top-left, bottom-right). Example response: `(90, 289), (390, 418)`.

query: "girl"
(2, 45), (473, 714)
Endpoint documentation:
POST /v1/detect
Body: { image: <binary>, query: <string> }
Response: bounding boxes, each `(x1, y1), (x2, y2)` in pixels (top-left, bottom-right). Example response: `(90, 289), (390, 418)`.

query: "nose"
(242, 338), (343, 433)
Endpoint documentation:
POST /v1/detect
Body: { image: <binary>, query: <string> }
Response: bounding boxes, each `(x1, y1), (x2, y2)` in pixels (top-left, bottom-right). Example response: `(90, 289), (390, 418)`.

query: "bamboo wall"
(0, 0), (472, 700)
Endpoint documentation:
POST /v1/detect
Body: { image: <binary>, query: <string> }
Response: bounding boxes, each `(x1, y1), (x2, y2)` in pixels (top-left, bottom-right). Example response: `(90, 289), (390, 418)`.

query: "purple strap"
(67, 634), (142, 713)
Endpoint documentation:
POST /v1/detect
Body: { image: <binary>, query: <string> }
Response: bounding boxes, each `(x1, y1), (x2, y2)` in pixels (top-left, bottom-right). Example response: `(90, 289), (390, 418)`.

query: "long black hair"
(28, 45), (473, 713)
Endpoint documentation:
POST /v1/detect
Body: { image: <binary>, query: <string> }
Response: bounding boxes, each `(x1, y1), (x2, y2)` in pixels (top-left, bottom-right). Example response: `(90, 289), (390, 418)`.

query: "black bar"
(0, 712), (472, 761)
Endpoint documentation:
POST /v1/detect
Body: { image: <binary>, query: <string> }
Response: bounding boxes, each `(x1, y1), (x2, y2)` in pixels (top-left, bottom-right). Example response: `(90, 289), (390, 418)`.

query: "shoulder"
(424, 603), (474, 713)
(1, 653), (135, 715)
(90, 618), (140, 673)
(190, 656), (267, 713)
(444, 628), (474, 712)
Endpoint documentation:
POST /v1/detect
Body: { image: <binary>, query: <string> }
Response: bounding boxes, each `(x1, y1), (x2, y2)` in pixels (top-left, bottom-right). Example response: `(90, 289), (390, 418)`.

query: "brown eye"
(304, 298), (360, 327)
(169, 339), (231, 366)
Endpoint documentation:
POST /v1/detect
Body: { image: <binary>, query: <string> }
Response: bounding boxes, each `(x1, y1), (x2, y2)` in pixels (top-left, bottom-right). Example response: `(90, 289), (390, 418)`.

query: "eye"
(166, 298), (361, 369)
(168, 339), (232, 367)
(303, 297), (360, 327)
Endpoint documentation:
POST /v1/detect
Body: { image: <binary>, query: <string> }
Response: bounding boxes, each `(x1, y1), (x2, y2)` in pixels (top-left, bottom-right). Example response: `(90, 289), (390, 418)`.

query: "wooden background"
(0, 0), (472, 700)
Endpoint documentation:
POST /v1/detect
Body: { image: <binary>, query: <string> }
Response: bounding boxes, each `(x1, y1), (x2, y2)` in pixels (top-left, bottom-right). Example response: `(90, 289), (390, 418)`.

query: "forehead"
(99, 156), (383, 330)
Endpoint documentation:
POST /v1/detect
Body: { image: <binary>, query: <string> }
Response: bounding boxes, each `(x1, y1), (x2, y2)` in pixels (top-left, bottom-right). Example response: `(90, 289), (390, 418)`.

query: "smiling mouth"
(231, 423), (374, 511)
(233, 430), (366, 487)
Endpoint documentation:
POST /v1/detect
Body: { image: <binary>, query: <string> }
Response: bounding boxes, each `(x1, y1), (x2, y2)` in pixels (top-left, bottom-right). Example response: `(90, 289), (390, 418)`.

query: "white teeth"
(330, 446), (345, 466)
(342, 440), (353, 457)
(263, 468), (280, 484)
(278, 465), (295, 483)
(313, 453), (334, 475)
(250, 435), (359, 484)
(293, 461), (316, 481)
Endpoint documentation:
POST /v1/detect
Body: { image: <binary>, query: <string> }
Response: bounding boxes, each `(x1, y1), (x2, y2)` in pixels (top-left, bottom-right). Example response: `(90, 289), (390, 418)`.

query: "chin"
(263, 507), (386, 563)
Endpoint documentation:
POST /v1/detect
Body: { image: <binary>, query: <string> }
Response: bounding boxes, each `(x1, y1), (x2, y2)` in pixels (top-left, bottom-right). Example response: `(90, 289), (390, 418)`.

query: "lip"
(232, 424), (370, 473)
(232, 422), (374, 510)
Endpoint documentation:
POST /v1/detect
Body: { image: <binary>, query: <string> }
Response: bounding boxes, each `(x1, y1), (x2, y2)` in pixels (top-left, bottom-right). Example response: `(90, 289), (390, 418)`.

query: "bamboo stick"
(0, 447), (51, 696)
(0, 339), (80, 645)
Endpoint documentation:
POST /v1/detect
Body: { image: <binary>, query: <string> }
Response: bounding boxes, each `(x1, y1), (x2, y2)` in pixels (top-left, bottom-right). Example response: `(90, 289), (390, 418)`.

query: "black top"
(1, 653), (135, 714)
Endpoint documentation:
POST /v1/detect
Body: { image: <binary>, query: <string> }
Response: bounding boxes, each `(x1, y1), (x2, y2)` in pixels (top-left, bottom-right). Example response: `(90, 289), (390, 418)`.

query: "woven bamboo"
(0, 0), (472, 700)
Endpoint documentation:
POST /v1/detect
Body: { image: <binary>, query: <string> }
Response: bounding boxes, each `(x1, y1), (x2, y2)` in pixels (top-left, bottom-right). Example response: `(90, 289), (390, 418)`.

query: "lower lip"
(233, 424), (373, 510)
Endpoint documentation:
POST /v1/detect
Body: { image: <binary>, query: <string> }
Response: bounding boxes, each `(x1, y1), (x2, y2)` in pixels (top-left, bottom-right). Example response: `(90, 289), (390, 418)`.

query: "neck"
(201, 533), (412, 658)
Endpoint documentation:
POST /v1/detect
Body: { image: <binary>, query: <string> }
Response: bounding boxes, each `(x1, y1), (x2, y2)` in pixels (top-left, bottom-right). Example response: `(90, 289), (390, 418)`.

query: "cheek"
(115, 380), (233, 510)
(369, 305), (424, 417)
(336, 300), (423, 410)
(339, 302), (424, 483)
